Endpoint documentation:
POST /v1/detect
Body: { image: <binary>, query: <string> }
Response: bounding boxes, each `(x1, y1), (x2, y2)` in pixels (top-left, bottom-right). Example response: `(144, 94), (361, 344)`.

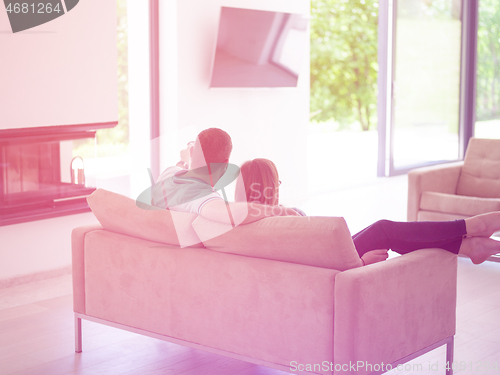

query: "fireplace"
(0, 123), (114, 226)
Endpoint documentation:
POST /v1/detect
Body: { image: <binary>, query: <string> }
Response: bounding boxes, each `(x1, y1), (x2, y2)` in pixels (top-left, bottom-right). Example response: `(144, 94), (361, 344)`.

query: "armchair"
(408, 138), (500, 222)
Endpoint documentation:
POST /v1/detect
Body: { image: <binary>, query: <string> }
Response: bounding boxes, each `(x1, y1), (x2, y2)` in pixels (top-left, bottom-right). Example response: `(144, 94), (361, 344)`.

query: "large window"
(377, 0), (464, 176)
(309, 0), (380, 192)
(73, 0), (151, 199)
(474, 0), (500, 139)
(310, 0), (497, 182)
(73, 0), (128, 160)
(391, 0), (462, 170)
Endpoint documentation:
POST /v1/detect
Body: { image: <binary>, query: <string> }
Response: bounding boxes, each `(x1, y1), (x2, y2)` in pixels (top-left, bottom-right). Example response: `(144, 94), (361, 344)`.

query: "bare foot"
(459, 237), (500, 264)
(465, 211), (500, 238)
(361, 249), (389, 266)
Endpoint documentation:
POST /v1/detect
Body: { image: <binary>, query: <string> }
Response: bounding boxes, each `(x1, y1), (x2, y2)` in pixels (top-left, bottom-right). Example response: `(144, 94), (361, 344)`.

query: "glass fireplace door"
(0, 130), (97, 226)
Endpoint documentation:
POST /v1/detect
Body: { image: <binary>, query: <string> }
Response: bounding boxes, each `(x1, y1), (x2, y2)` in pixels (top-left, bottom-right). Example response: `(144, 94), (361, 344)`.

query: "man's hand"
(177, 141), (194, 169)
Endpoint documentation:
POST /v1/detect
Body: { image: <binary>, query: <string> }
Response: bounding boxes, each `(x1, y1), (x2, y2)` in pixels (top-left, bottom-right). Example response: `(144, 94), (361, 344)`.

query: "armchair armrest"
(407, 162), (464, 221)
(333, 249), (457, 375)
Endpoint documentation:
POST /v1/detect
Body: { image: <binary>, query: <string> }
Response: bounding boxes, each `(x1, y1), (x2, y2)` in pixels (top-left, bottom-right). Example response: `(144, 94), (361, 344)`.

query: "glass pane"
(392, 0), (462, 169)
(73, 0), (129, 160)
(72, 0), (150, 198)
(474, 0), (500, 139)
(309, 0), (379, 190)
(0, 136), (97, 225)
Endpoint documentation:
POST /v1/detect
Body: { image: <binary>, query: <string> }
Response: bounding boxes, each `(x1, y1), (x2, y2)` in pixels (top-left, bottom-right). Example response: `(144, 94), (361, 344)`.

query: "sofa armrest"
(333, 248), (457, 375)
(71, 224), (103, 314)
(407, 161), (464, 221)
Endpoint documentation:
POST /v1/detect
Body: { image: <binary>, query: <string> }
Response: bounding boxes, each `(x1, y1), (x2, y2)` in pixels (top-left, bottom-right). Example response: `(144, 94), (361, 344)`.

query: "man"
(151, 128), (299, 225)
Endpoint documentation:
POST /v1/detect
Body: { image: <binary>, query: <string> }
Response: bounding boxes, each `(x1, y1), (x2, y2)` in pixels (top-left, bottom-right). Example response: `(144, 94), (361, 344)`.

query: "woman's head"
(236, 158), (279, 206)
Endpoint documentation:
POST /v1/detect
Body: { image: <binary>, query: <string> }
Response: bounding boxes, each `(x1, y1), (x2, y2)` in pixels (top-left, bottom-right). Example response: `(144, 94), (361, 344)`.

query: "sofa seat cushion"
(87, 189), (203, 247)
(456, 138), (500, 198)
(420, 191), (500, 217)
(192, 216), (362, 271)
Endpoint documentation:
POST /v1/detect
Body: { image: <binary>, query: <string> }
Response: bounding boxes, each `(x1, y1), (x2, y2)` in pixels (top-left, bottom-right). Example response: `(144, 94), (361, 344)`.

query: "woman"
(235, 158), (500, 266)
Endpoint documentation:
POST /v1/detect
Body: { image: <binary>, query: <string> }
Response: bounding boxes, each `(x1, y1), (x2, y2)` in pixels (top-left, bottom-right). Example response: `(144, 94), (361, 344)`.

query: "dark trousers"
(352, 219), (467, 257)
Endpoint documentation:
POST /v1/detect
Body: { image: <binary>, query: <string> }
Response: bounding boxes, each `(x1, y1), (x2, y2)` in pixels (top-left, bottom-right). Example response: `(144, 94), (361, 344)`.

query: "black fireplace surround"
(0, 123), (115, 226)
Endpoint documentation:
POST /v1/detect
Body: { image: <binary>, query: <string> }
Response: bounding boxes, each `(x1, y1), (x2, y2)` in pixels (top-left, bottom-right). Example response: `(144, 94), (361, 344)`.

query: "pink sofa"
(72, 189), (457, 375)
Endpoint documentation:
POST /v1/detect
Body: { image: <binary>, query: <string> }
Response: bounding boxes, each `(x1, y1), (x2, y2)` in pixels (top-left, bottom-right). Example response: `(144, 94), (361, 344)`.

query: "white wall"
(0, 213), (98, 283)
(159, 0), (310, 206)
(0, 0), (117, 130)
(0, 0), (150, 283)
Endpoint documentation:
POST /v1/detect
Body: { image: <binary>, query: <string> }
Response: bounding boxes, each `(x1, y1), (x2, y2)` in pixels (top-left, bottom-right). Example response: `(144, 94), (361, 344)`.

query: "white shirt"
(151, 166), (223, 214)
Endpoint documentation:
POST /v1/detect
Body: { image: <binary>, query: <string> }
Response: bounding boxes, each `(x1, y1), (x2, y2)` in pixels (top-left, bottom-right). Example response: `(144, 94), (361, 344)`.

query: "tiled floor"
(302, 174), (409, 234)
(384, 257), (500, 375)
(0, 275), (73, 311)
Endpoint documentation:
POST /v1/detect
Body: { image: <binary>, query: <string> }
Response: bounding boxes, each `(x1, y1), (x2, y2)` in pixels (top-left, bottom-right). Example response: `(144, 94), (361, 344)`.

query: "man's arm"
(199, 199), (300, 225)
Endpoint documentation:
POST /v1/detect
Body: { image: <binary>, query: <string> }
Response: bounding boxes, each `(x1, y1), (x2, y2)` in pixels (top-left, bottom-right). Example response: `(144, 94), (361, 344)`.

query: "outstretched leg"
(353, 217), (500, 265)
(352, 219), (466, 257)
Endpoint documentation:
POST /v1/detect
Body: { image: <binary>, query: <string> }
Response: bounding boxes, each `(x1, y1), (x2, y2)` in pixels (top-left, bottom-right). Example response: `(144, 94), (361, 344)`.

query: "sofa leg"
(75, 315), (82, 353)
(446, 336), (454, 375)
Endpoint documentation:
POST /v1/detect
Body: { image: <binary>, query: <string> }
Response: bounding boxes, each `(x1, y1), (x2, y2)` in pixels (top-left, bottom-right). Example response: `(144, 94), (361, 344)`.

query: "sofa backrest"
(457, 138), (500, 198)
(87, 189), (362, 271)
(192, 216), (362, 271)
(87, 188), (204, 247)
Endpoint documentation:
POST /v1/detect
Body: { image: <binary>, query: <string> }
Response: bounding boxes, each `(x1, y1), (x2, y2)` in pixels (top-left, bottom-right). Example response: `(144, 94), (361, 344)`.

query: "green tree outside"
(310, 0), (379, 131)
(476, 0), (500, 122)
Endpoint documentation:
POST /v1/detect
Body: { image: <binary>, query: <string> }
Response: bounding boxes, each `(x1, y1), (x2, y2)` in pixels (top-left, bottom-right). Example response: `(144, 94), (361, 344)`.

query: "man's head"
(190, 128), (232, 169)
